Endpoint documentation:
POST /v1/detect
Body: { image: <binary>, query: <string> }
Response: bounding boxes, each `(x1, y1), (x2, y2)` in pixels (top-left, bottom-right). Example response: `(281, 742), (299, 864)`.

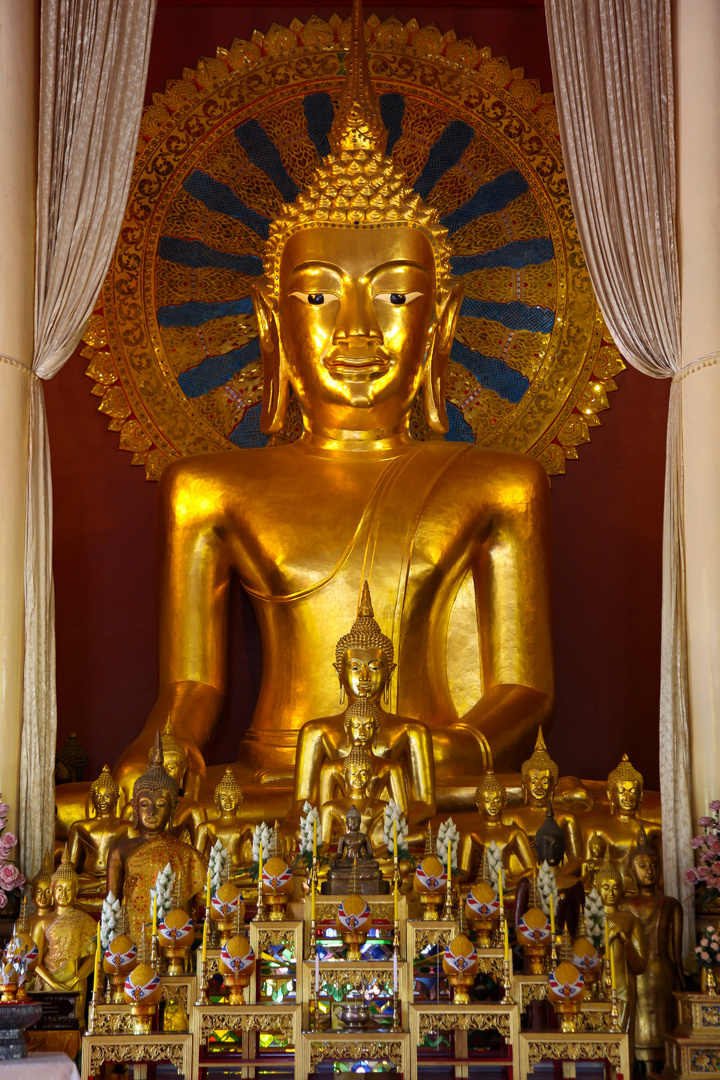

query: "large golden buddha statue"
(113, 0), (553, 812)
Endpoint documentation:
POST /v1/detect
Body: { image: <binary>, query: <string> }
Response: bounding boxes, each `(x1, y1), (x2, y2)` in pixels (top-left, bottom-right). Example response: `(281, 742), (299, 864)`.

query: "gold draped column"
(0, 1), (38, 835)
(676, 0), (720, 823)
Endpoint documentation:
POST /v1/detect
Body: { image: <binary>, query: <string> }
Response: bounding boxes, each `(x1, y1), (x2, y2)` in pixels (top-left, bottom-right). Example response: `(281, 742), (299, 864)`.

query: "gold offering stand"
(517, 1030), (630, 1080)
(663, 990), (720, 1080)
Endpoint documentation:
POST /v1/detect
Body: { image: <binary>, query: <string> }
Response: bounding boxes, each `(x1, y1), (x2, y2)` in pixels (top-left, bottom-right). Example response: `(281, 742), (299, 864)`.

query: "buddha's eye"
(290, 291), (338, 305)
(308, 294), (324, 305)
(375, 291), (422, 305)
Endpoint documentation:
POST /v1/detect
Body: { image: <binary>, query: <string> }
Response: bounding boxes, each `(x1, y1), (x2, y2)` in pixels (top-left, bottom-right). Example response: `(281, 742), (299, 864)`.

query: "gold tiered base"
(81, 899), (631, 1080)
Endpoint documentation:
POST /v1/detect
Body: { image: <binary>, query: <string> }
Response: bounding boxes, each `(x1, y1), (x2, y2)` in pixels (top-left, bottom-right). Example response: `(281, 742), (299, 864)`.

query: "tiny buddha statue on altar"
(515, 805), (584, 937)
(107, 730), (208, 943)
(121, 719), (207, 850)
(195, 768), (253, 869)
(510, 728), (583, 860)
(285, 584), (436, 841)
(620, 826), (685, 1071)
(322, 804), (388, 895)
(319, 742), (396, 852)
(458, 770), (534, 890)
(596, 859), (647, 1061)
(33, 848), (98, 1019)
(585, 755), (662, 890)
(67, 765), (131, 900)
(29, 851), (54, 951)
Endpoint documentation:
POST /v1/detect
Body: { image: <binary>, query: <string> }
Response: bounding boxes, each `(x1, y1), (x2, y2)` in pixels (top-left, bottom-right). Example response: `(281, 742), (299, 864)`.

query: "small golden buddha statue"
(285, 586), (435, 840)
(111, 0), (554, 814)
(458, 770), (534, 890)
(620, 826), (685, 1069)
(195, 768), (254, 869)
(585, 755), (662, 889)
(29, 851), (54, 951)
(67, 765), (131, 899)
(107, 730), (207, 943)
(34, 849), (98, 1019)
(596, 859), (646, 1061)
(121, 720), (207, 849)
(510, 728), (582, 861)
(319, 742), (393, 851)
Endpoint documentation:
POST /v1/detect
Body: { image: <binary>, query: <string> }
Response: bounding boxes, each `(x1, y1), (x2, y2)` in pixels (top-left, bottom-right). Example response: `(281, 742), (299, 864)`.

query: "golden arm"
(459, 461), (554, 768)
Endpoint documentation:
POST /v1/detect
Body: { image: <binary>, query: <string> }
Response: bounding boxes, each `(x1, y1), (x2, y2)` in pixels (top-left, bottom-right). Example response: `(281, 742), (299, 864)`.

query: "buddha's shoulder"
(440, 443), (548, 486)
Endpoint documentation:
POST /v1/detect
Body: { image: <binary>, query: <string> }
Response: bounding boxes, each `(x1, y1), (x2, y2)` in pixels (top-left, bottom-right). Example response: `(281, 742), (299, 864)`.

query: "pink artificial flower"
(708, 926), (716, 934)
(697, 866), (710, 881)
(0, 864), (20, 891)
(0, 891), (8, 910)
(0, 804), (10, 818)
(710, 801), (720, 812)
(702, 950), (711, 961)
(0, 833), (17, 852)
(692, 837), (705, 849)
(702, 938), (709, 947)
(699, 817), (714, 828)
(686, 868), (699, 883)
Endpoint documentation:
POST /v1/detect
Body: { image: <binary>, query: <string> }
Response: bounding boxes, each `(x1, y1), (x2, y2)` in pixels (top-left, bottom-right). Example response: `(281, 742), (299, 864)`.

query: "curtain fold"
(545, 0), (692, 946)
(21, 0), (156, 877)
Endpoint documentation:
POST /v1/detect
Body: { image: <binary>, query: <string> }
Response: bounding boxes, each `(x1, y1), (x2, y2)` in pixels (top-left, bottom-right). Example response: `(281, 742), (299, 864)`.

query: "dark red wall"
(44, 1), (668, 791)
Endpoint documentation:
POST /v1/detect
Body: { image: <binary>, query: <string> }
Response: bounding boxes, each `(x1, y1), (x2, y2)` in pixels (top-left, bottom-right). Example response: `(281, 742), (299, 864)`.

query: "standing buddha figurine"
(458, 770), (534, 891)
(107, 730), (208, 943)
(195, 768), (254, 869)
(33, 848), (98, 1019)
(620, 826), (685, 1072)
(510, 728), (583, 860)
(67, 765), (131, 900)
(29, 851), (54, 951)
(585, 755), (662, 890)
(596, 859), (646, 1061)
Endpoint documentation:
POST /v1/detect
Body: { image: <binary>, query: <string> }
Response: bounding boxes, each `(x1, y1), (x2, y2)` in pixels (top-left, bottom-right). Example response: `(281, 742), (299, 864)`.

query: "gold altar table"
(409, 1001), (518, 1080)
(249, 919), (303, 1007)
(513, 974), (611, 1030)
(80, 1031), (193, 1080)
(518, 1030), (630, 1080)
(191, 1002), (301, 1078)
(301, 958), (407, 1030)
(299, 1029), (409, 1078)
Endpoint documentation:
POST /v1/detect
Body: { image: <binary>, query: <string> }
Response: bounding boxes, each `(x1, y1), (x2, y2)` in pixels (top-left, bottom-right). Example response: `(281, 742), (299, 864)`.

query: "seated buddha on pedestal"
(458, 770), (534, 891)
(285, 585), (435, 841)
(319, 739), (399, 853)
(195, 768), (254, 869)
(34, 849), (98, 1019)
(322, 804), (388, 895)
(510, 728), (583, 861)
(107, 731), (207, 943)
(584, 755), (662, 891)
(109, 0), (554, 817)
(67, 765), (131, 900)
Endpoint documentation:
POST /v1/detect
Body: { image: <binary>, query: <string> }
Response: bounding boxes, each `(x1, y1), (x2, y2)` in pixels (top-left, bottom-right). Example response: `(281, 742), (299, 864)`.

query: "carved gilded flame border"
(81, 14), (624, 480)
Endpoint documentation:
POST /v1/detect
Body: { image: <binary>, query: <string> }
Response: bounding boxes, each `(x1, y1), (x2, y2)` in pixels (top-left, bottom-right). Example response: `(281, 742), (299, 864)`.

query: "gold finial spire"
(17, 895), (29, 934)
(350, 857), (360, 895)
(424, 825), (436, 857)
(358, 580), (373, 619)
(328, 0), (387, 155)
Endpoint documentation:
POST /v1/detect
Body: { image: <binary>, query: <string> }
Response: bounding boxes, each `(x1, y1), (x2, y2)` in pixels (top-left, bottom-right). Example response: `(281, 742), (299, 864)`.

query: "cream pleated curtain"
(22, 0), (156, 877)
(545, 0), (693, 944)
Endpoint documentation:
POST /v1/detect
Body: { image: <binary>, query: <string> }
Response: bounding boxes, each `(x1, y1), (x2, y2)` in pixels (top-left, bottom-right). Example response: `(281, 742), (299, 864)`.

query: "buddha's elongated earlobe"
(340, 683), (346, 705)
(252, 285), (289, 433)
(423, 283), (464, 433)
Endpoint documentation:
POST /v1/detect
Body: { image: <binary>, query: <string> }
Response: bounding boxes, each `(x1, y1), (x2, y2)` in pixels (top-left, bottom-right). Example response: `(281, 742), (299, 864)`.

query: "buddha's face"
(92, 783), (118, 816)
(610, 780), (640, 814)
(345, 762), (371, 795)
(536, 834), (564, 867)
(338, 647), (390, 701)
(276, 226), (440, 432)
(478, 788), (504, 821)
(52, 878), (77, 908)
(33, 880), (52, 910)
(163, 752), (187, 789)
(135, 790), (174, 834)
(217, 791), (240, 816)
(345, 712), (378, 749)
(598, 877), (622, 908)
(632, 852), (659, 889)
(347, 814), (361, 834)
(525, 768), (554, 806)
